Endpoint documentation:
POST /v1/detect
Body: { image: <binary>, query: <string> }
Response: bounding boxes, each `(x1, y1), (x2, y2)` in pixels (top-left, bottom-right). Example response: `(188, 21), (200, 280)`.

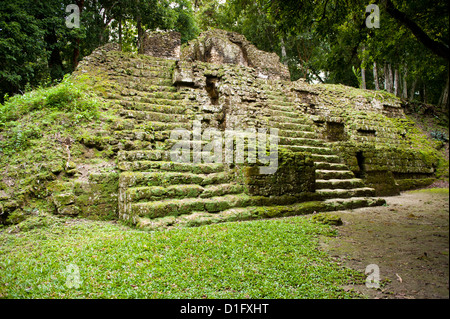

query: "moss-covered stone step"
(268, 115), (313, 125)
(111, 87), (182, 100)
(281, 145), (334, 155)
(117, 109), (190, 122)
(112, 100), (186, 114)
(265, 93), (293, 101)
(115, 83), (178, 93)
(316, 187), (375, 199)
(109, 68), (172, 79)
(126, 183), (245, 202)
(315, 169), (355, 180)
(322, 196), (386, 210)
(268, 121), (315, 132)
(119, 171), (232, 188)
(134, 121), (191, 131)
(266, 109), (308, 120)
(131, 194), (253, 218)
(117, 149), (218, 162)
(117, 150), (165, 162)
(310, 154), (342, 163)
(109, 76), (173, 87)
(266, 103), (296, 113)
(115, 95), (190, 107)
(266, 100), (292, 107)
(112, 130), (155, 142)
(134, 197), (386, 230)
(278, 136), (325, 147)
(278, 129), (317, 139)
(314, 162), (349, 170)
(118, 160), (225, 174)
(315, 178), (365, 189)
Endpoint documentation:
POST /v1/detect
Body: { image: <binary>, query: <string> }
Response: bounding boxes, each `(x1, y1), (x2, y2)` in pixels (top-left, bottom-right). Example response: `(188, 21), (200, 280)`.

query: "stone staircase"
(258, 83), (381, 204)
(97, 54), (384, 229)
(107, 58), (254, 225)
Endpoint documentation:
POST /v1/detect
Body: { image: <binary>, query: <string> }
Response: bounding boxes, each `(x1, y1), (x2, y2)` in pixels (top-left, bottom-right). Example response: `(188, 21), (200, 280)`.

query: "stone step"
(110, 68), (173, 79)
(316, 187), (376, 200)
(134, 197), (386, 230)
(266, 109), (308, 120)
(111, 100), (186, 114)
(117, 109), (190, 122)
(119, 171), (231, 188)
(116, 95), (188, 107)
(112, 130), (154, 142)
(109, 76), (173, 87)
(314, 162), (349, 170)
(118, 160), (225, 174)
(111, 88), (183, 100)
(281, 145), (334, 155)
(117, 150), (165, 162)
(126, 183), (245, 202)
(115, 83), (178, 93)
(322, 197), (386, 210)
(131, 194), (253, 218)
(115, 56), (175, 68)
(266, 103), (296, 113)
(310, 154), (342, 163)
(278, 136), (325, 147)
(268, 115), (312, 125)
(268, 121), (315, 132)
(134, 121), (191, 132)
(117, 149), (221, 162)
(315, 178), (365, 190)
(278, 129), (317, 139)
(315, 169), (355, 180)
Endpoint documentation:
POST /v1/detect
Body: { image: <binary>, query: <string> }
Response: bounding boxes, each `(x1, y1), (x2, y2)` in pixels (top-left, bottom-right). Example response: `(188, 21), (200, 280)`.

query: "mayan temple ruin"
(43, 29), (441, 230)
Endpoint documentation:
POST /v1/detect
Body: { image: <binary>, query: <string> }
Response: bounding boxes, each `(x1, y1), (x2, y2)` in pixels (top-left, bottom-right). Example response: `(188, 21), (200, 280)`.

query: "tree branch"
(380, 0), (449, 61)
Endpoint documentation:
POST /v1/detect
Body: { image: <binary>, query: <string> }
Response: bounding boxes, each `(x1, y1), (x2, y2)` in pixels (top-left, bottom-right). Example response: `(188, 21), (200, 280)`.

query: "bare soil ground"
(319, 188), (449, 299)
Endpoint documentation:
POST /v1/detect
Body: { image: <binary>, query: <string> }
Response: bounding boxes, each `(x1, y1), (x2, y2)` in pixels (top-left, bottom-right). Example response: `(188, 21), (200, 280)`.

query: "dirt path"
(319, 188), (449, 299)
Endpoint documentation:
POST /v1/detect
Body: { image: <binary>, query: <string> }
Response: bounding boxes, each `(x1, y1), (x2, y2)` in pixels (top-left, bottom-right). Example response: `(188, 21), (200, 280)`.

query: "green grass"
(0, 214), (364, 299)
(408, 188), (449, 195)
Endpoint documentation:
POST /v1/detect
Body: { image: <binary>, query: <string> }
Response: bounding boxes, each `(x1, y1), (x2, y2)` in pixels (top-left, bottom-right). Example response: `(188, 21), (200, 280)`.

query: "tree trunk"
(45, 28), (64, 80)
(422, 83), (427, 104)
(438, 75), (449, 110)
(72, 0), (85, 70)
(409, 78), (418, 101)
(361, 67), (366, 89)
(280, 37), (287, 66)
(137, 15), (144, 54)
(118, 17), (122, 51)
(402, 68), (408, 99)
(136, 0), (144, 55)
(373, 62), (379, 90)
(394, 68), (399, 96)
(388, 63), (393, 93)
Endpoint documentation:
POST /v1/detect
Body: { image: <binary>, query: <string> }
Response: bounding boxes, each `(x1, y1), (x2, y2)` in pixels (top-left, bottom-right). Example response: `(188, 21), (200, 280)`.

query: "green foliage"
(0, 75), (99, 124)
(430, 130), (449, 142)
(0, 75), (100, 154)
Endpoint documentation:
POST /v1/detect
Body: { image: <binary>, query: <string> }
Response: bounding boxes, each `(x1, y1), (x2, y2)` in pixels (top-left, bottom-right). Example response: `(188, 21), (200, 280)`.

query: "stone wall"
(180, 29), (290, 81)
(142, 30), (181, 60)
(241, 149), (315, 197)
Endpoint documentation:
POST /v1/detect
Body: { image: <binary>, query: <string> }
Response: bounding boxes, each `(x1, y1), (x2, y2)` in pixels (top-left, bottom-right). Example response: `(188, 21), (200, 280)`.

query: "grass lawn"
(0, 213), (364, 299)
